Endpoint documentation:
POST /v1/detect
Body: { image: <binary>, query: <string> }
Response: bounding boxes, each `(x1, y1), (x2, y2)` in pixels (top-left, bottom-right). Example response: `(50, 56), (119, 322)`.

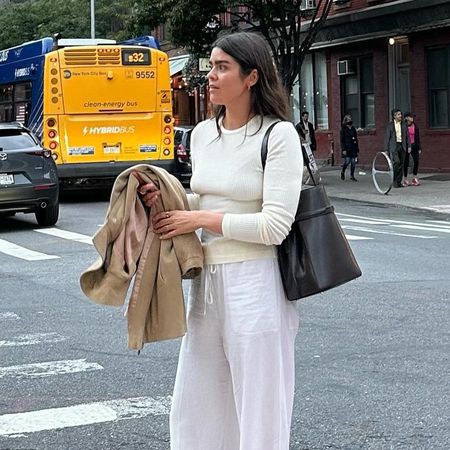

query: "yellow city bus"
(0, 36), (174, 187)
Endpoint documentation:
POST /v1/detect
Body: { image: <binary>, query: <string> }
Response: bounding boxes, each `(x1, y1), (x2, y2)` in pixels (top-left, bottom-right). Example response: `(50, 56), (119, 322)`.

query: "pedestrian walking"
(403, 112), (422, 186)
(137, 32), (303, 450)
(384, 108), (411, 188)
(296, 110), (317, 152)
(340, 114), (359, 181)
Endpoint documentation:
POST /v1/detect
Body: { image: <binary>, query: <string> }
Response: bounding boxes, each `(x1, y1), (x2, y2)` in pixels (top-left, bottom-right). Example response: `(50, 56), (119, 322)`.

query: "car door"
(0, 130), (57, 191)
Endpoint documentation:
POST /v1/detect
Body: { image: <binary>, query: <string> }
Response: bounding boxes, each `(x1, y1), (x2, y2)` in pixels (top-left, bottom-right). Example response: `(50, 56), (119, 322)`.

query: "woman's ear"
(247, 69), (259, 88)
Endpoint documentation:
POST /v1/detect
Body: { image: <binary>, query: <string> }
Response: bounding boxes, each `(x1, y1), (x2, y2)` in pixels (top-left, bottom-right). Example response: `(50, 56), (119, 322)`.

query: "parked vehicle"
(174, 126), (193, 183)
(0, 123), (59, 226)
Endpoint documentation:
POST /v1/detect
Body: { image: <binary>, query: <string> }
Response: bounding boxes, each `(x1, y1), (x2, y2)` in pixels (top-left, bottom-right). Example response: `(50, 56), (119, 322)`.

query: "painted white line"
(342, 225), (437, 239)
(337, 213), (450, 230)
(339, 218), (389, 225)
(345, 234), (373, 241)
(0, 333), (65, 348)
(427, 220), (450, 225)
(0, 359), (103, 380)
(423, 205), (450, 213)
(0, 239), (59, 261)
(0, 396), (171, 436)
(391, 224), (450, 234)
(0, 312), (20, 321)
(34, 228), (93, 245)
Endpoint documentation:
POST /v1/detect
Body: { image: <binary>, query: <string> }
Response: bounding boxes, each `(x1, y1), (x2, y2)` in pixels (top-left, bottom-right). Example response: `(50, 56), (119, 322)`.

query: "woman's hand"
(153, 210), (199, 239)
(133, 172), (160, 208)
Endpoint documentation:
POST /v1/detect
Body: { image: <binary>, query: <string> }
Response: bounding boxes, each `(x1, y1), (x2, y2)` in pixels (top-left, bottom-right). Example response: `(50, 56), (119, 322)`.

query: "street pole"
(90, 0), (95, 38)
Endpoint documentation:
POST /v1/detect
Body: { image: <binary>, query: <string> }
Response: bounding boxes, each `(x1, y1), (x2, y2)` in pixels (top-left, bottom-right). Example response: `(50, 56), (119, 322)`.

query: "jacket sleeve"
(354, 128), (360, 154)
(221, 122), (303, 246)
(295, 122), (305, 140)
(340, 128), (345, 151)
(416, 124), (422, 151)
(384, 123), (391, 153)
(310, 123), (317, 150)
(404, 123), (411, 150)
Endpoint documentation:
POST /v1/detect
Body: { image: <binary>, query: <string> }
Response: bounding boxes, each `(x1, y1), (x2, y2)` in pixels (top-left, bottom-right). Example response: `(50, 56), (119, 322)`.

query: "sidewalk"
(317, 164), (450, 216)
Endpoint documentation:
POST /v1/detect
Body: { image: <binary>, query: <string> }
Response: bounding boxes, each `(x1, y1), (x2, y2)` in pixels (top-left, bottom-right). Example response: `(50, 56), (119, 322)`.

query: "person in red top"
(403, 112), (422, 186)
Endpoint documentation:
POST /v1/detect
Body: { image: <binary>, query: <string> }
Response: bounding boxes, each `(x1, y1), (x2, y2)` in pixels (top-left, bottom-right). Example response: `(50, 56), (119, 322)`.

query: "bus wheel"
(35, 202), (59, 226)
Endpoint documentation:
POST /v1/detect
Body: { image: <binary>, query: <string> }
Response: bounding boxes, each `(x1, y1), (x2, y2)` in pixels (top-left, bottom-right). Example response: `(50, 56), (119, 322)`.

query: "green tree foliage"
(131, 0), (334, 93)
(0, 0), (134, 49)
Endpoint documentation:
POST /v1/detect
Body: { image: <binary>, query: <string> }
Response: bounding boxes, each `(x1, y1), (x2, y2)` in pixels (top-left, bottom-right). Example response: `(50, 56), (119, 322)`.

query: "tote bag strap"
(261, 121), (280, 170)
(261, 121), (318, 186)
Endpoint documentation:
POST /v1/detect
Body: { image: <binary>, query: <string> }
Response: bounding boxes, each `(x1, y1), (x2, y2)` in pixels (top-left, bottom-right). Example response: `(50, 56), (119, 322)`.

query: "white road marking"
(345, 234), (373, 241)
(0, 312), (20, 321)
(339, 218), (390, 225)
(0, 239), (59, 261)
(0, 333), (65, 348)
(391, 224), (450, 234)
(0, 359), (103, 380)
(0, 396), (171, 436)
(337, 213), (450, 230)
(427, 220), (450, 225)
(423, 205), (450, 214)
(342, 225), (437, 239)
(34, 228), (93, 245)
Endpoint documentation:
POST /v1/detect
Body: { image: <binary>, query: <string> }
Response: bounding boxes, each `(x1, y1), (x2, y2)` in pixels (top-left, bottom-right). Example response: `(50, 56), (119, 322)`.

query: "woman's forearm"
(194, 210), (224, 235)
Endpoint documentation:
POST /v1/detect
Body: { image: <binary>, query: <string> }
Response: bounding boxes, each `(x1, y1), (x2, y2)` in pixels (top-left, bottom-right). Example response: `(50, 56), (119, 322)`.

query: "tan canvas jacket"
(80, 164), (204, 350)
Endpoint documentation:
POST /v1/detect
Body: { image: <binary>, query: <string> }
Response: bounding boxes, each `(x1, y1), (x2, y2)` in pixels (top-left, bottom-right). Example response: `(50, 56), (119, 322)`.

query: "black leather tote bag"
(262, 122), (362, 300)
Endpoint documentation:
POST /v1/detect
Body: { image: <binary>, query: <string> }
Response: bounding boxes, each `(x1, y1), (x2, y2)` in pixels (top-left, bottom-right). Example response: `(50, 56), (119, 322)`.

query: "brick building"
(299, 0), (450, 171)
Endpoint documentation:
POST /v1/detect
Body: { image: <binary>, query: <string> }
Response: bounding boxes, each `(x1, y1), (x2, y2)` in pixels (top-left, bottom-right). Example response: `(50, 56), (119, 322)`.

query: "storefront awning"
(169, 55), (190, 76)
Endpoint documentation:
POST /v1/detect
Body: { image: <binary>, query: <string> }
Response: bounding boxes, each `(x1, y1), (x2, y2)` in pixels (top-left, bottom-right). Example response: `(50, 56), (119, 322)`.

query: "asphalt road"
(0, 191), (449, 450)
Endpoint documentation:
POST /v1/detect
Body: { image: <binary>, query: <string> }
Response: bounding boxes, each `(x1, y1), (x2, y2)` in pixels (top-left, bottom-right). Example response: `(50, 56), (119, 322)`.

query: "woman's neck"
(222, 105), (254, 130)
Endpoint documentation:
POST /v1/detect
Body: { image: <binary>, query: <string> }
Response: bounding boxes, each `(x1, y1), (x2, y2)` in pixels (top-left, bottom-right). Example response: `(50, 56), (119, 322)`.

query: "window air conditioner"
(337, 60), (356, 76)
(301, 0), (316, 10)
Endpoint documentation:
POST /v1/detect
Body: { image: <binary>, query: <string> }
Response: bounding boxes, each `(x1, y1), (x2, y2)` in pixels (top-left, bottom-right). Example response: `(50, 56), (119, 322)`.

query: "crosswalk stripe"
(0, 333), (65, 348)
(34, 228), (93, 245)
(342, 225), (437, 239)
(0, 396), (171, 436)
(337, 213), (450, 230)
(0, 239), (59, 261)
(392, 224), (450, 234)
(0, 359), (103, 380)
(339, 218), (390, 225)
(427, 220), (450, 225)
(345, 234), (373, 241)
(0, 312), (20, 320)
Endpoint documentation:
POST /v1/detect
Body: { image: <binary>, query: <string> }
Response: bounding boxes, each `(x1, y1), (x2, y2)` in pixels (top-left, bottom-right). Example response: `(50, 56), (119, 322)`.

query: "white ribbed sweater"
(189, 116), (303, 265)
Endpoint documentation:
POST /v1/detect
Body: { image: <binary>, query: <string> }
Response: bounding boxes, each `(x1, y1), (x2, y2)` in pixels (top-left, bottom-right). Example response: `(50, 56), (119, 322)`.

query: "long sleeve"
(221, 122), (303, 246)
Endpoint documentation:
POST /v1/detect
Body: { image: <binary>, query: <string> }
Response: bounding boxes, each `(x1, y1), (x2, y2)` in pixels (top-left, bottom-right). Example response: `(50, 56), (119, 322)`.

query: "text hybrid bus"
(0, 36), (174, 187)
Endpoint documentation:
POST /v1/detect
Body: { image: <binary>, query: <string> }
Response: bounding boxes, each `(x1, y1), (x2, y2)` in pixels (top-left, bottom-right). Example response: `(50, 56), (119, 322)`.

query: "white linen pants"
(170, 258), (299, 450)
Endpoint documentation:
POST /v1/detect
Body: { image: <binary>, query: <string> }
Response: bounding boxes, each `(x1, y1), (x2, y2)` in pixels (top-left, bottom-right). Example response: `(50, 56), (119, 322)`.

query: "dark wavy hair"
(210, 32), (291, 135)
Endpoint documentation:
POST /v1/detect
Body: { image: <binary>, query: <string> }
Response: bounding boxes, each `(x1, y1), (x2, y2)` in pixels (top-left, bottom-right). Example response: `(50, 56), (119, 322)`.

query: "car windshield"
(0, 130), (37, 151)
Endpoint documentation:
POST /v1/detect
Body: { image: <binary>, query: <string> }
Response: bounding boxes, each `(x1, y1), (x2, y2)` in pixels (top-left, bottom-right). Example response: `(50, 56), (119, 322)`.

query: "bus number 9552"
(136, 71), (155, 79)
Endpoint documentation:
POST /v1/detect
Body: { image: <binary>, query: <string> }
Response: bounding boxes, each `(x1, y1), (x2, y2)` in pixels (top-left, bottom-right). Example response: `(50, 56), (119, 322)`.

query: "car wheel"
(35, 202), (59, 226)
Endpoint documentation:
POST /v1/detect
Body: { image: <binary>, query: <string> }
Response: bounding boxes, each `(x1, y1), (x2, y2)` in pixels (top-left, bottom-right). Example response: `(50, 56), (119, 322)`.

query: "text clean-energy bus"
(0, 36), (175, 186)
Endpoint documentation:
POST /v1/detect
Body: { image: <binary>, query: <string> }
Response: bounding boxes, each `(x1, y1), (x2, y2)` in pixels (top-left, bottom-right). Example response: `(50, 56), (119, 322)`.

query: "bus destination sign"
(121, 49), (151, 66)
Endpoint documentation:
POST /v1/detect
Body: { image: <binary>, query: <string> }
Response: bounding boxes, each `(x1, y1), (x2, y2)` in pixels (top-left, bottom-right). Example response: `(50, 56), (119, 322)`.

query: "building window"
(428, 47), (449, 128)
(341, 56), (374, 129)
(296, 52), (329, 129)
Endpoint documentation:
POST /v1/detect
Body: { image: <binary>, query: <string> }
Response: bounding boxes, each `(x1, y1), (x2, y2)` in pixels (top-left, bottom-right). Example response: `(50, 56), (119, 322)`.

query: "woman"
(340, 114), (359, 182)
(404, 112), (422, 186)
(138, 32), (303, 449)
